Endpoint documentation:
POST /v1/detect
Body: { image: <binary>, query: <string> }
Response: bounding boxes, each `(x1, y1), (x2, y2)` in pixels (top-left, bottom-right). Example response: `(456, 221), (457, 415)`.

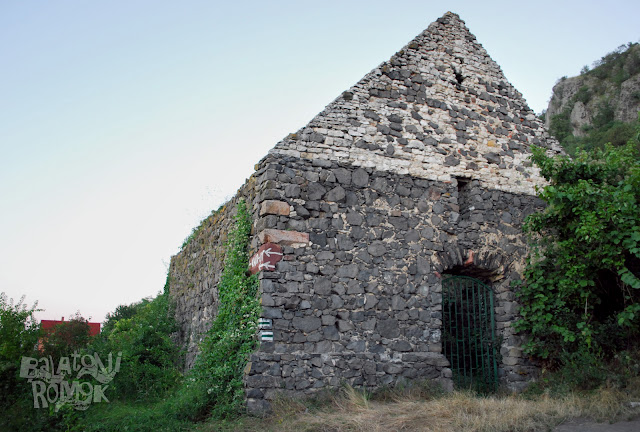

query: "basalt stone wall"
(169, 11), (562, 412)
(170, 178), (259, 370)
(268, 13), (563, 197)
(243, 153), (543, 411)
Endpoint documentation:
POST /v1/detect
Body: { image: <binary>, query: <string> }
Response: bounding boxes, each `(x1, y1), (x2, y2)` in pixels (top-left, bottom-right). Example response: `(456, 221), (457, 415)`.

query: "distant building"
(40, 317), (101, 337)
(38, 317), (101, 351)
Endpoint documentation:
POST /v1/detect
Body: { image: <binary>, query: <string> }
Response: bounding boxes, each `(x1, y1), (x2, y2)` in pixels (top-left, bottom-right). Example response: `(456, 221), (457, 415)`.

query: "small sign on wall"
(259, 331), (273, 342)
(258, 318), (273, 341)
(249, 243), (283, 274)
(258, 318), (272, 329)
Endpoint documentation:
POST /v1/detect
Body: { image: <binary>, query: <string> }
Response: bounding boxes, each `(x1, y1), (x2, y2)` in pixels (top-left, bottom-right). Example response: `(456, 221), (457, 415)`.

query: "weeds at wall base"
(50, 200), (258, 432)
(193, 381), (640, 432)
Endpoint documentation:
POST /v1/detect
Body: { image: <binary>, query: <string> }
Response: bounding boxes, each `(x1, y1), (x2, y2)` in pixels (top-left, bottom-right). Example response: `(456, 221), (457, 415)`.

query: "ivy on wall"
(188, 199), (260, 418)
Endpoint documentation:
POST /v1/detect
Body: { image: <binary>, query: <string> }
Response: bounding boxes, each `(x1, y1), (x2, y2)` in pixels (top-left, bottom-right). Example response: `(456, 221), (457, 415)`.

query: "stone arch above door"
(431, 243), (513, 282)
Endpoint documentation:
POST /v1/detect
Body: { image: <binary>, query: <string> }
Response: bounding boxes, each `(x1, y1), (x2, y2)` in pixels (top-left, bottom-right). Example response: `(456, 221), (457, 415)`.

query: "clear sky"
(1, 0), (639, 323)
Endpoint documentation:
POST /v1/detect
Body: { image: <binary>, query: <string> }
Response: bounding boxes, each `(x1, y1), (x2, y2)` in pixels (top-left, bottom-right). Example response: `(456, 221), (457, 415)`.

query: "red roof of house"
(41, 319), (101, 337)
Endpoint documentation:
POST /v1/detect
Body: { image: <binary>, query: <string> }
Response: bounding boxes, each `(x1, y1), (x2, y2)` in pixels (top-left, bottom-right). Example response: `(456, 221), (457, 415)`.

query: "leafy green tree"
(101, 301), (146, 335)
(549, 111), (572, 143)
(516, 140), (640, 366)
(41, 312), (92, 362)
(0, 293), (40, 363)
(0, 294), (59, 432)
(89, 291), (181, 401)
(0, 293), (41, 405)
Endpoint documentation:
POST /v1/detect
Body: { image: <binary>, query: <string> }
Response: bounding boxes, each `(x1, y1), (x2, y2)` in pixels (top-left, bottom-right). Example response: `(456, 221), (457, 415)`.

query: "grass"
(194, 379), (640, 432)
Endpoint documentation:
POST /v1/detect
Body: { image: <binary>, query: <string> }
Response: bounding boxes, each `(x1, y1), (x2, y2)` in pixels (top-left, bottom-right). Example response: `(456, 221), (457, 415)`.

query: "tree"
(101, 300), (148, 335)
(89, 292), (181, 401)
(0, 293), (40, 367)
(515, 140), (640, 365)
(41, 312), (92, 362)
(0, 293), (43, 428)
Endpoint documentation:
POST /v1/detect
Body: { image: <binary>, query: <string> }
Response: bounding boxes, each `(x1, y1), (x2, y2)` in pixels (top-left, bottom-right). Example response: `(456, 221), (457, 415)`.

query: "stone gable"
(271, 12), (561, 196)
(169, 12), (561, 413)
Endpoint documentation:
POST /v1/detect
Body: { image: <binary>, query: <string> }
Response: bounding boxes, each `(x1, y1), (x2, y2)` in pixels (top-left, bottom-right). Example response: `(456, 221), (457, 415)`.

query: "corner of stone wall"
(168, 165), (263, 370)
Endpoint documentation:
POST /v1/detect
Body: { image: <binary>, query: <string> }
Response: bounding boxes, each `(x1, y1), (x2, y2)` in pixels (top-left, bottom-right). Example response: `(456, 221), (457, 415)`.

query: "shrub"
(0, 294), (61, 432)
(90, 291), (182, 402)
(0, 294), (41, 409)
(549, 110), (572, 142)
(0, 293), (41, 381)
(575, 86), (592, 104)
(515, 140), (640, 365)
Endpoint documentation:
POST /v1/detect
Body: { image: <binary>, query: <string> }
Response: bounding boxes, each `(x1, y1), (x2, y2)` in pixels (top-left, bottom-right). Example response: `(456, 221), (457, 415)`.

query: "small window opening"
(456, 176), (472, 222)
(454, 69), (465, 85)
(456, 177), (470, 192)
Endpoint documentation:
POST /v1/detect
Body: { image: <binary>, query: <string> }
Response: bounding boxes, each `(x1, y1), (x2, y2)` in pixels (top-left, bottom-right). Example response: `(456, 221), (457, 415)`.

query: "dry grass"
(202, 379), (640, 432)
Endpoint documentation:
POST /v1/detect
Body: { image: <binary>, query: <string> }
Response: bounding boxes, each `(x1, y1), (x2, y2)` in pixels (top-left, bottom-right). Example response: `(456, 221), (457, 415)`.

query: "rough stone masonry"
(168, 12), (563, 412)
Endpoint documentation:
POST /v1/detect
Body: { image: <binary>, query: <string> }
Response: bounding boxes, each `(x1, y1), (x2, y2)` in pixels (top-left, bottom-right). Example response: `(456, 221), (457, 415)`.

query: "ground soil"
(553, 416), (640, 432)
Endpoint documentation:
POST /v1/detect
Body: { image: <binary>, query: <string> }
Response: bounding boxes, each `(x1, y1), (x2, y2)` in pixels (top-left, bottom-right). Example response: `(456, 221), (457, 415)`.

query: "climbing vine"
(189, 199), (260, 418)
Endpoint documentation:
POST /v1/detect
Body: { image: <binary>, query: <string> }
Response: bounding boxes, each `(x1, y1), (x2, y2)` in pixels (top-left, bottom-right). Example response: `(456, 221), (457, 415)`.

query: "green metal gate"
(442, 275), (498, 393)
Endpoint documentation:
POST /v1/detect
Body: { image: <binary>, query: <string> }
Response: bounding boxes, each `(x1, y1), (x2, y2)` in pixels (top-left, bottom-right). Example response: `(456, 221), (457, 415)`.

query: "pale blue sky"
(1, 0), (638, 323)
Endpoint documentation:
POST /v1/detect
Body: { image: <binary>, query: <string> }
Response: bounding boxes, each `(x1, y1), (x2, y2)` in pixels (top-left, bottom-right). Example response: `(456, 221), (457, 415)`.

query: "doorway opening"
(442, 274), (498, 393)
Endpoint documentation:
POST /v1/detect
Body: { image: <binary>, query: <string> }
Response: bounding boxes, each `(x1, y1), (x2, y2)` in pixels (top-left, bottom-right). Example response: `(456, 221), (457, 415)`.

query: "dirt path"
(553, 416), (640, 432)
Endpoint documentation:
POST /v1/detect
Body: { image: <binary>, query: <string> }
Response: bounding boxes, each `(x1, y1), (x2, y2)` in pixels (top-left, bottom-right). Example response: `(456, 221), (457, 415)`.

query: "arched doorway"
(442, 275), (498, 393)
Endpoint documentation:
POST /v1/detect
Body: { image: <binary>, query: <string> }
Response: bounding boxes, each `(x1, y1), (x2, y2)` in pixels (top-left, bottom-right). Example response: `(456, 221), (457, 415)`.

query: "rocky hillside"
(545, 43), (640, 154)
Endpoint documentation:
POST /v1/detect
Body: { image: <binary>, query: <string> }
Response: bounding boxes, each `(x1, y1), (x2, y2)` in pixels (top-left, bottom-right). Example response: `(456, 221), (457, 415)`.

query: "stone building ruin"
(169, 12), (562, 411)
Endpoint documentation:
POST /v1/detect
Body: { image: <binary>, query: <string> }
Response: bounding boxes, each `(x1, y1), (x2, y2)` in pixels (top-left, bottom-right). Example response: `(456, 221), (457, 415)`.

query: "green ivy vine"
(189, 199), (260, 418)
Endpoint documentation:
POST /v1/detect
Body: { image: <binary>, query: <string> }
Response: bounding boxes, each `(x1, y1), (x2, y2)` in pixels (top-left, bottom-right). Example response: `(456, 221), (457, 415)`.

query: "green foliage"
(0, 293), (45, 430)
(551, 106), (638, 156)
(549, 110), (572, 143)
(574, 86), (592, 104)
(590, 43), (639, 83)
(187, 198), (260, 419)
(537, 110), (546, 122)
(49, 289), (184, 432)
(79, 400), (192, 432)
(549, 43), (640, 156)
(77, 199), (258, 431)
(0, 293), (41, 373)
(586, 121), (635, 150)
(515, 141), (640, 365)
(181, 225), (202, 250)
(101, 301), (146, 335)
(90, 292), (182, 402)
(41, 312), (92, 362)
(524, 346), (640, 397)
(592, 102), (615, 129)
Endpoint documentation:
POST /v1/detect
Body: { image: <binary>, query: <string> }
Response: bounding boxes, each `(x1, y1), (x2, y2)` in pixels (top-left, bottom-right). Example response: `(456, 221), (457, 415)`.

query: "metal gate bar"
(442, 275), (498, 393)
